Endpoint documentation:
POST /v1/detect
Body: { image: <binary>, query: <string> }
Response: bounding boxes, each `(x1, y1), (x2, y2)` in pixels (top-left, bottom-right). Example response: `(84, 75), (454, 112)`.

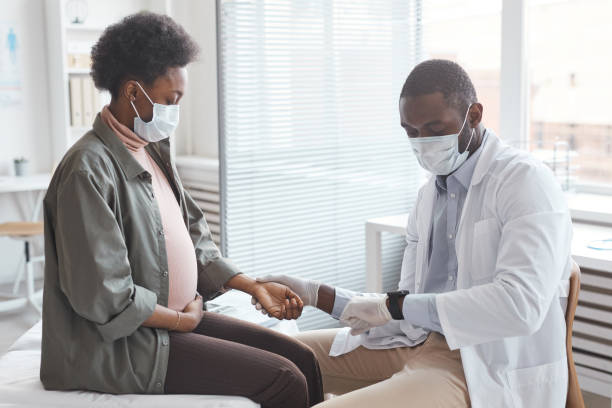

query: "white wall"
(172, 0), (220, 159)
(0, 0), (52, 175)
(0, 0), (52, 284)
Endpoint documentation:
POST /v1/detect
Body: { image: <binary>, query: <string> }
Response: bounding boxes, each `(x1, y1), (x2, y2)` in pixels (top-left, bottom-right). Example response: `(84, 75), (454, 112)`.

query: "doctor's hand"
(339, 295), (392, 336)
(251, 281), (304, 320)
(250, 274), (320, 315)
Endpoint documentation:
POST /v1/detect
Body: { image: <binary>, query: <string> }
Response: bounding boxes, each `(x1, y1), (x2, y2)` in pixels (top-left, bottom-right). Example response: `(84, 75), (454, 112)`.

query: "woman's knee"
(282, 363), (309, 391)
(261, 359), (310, 408)
(294, 330), (339, 372)
(283, 336), (322, 376)
(291, 337), (317, 361)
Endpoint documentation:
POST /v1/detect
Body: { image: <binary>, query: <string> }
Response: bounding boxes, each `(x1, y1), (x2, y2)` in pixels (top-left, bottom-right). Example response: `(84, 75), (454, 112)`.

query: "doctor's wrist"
(316, 284), (336, 315)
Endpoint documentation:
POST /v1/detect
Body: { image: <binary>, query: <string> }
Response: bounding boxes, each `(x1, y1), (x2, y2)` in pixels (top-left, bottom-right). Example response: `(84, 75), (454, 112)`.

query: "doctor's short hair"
(400, 59), (478, 114)
(91, 12), (199, 98)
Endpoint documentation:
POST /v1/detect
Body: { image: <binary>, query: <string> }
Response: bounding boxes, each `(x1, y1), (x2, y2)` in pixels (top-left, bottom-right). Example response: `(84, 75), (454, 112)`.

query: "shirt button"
(448, 233), (454, 239)
(162, 338), (169, 346)
(448, 275), (454, 281)
(162, 270), (168, 277)
(450, 193), (456, 199)
(156, 382), (162, 388)
(158, 230), (164, 236)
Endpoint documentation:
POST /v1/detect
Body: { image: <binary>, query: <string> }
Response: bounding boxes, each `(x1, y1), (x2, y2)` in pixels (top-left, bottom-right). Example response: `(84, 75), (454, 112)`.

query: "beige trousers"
(294, 329), (470, 408)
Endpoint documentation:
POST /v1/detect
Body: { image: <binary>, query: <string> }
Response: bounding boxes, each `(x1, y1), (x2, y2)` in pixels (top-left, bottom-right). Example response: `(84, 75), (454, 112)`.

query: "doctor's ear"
(468, 103), (483, 128)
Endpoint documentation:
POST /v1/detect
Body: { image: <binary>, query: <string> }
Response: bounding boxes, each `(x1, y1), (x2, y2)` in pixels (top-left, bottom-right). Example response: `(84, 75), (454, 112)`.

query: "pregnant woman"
(40, 12), (323, 408)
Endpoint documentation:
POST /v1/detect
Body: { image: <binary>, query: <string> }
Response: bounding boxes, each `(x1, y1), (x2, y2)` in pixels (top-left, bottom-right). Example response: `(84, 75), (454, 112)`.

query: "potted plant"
(13, 157), (29, 177)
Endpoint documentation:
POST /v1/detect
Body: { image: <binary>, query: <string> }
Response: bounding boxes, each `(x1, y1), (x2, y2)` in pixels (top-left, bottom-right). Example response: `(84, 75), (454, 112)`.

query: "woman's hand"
(251, 281), (304, 320)
(176, 294), (205, 332)
(142, 294), (204, 332)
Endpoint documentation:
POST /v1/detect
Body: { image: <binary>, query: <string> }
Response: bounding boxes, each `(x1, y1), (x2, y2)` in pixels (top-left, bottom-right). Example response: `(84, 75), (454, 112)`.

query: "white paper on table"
(206, 290), (277, 326)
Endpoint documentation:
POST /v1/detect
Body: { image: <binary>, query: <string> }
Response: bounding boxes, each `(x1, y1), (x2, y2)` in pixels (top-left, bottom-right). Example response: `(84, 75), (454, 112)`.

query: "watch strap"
(386, 290), (410, 320)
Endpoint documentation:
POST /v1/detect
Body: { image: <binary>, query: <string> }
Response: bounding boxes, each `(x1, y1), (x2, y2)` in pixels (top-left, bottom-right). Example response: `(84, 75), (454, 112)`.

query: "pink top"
(101, 106), (198, 311)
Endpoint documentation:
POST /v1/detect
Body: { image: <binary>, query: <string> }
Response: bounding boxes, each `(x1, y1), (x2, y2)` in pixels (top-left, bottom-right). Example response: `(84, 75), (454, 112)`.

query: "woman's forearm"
(142, 304), (191, 331)
(224, 273), (257, 295)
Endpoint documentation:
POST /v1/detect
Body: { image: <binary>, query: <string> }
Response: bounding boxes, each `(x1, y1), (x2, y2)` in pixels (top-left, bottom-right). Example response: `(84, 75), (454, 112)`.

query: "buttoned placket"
(138, 170), (171, 392)
(446, 178), (460, 291)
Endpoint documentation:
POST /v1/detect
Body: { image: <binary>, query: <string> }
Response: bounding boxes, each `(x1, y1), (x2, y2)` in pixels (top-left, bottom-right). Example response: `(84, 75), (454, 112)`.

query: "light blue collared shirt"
(332, 131), (488, 334)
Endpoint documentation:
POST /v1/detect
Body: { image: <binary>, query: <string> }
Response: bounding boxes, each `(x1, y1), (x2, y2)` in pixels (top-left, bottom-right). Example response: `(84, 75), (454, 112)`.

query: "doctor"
(253, 59), (573, 407)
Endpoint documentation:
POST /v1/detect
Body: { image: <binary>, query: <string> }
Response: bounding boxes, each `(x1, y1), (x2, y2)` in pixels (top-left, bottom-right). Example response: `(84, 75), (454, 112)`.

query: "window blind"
(218, 0), (423, 329)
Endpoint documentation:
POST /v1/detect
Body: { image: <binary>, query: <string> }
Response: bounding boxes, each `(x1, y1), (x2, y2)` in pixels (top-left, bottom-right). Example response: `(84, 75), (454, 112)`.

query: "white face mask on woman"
(130, 82), (180, 142)
(409, 105), (474, 175)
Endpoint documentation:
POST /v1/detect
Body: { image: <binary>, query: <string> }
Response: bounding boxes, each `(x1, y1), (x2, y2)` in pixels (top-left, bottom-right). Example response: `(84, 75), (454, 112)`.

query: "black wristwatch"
(386, 290), (410, 320)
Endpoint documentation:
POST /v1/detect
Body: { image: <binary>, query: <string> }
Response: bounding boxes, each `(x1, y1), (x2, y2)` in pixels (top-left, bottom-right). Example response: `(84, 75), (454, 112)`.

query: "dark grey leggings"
(164, 311), (324, 408)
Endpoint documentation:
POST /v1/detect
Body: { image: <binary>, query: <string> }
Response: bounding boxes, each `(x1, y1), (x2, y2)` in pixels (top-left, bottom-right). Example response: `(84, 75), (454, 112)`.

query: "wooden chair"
(566, 260), (585, 408)
(0, 222), (44, 314)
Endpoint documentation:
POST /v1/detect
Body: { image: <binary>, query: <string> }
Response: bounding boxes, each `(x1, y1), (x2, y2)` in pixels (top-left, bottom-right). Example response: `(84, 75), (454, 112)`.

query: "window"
(528, 0), (612, 190)
(217, 0), (610, 330)
(421, 0), (502, 134)
(218, 0), (423, 329)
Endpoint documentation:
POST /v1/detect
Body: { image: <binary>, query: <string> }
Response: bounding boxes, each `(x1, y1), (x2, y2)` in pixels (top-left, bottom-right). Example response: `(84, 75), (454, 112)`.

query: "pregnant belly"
(165, 226), (198, 311)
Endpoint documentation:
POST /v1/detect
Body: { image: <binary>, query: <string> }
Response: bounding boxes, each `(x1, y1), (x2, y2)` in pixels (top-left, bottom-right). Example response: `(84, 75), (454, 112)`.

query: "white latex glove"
(339, 295), (392, 335)
(251, 274), (320, 314)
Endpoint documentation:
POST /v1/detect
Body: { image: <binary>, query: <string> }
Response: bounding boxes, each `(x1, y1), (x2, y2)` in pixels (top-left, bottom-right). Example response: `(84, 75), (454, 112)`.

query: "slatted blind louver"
(176, 157), (222, 246)
(572, 268), (612, 394)
(218, 0), (423, 330)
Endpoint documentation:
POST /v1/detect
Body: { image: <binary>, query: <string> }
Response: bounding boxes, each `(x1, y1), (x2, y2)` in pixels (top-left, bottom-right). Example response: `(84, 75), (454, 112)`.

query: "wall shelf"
(44, 0), (172, 165)
(64, 24), (106, 33)
(66, 68), (90, 75)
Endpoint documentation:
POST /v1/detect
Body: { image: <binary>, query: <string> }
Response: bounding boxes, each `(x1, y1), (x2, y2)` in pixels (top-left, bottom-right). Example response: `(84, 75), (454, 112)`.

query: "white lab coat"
(331, 131), (573, 407)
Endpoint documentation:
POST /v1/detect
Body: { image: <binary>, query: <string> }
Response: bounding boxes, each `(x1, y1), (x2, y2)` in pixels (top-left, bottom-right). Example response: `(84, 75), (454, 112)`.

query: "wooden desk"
(0, 174), (52, 221)
(0, 174), (51, 313)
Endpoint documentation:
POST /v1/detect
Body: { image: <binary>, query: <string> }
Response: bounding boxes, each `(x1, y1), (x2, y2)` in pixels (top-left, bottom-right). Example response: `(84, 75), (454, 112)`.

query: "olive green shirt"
(40, 114), (240, 394)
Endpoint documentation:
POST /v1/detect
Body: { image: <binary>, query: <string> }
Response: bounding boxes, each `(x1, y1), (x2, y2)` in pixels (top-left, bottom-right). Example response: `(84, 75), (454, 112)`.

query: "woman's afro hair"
(91, 11), (199, 97)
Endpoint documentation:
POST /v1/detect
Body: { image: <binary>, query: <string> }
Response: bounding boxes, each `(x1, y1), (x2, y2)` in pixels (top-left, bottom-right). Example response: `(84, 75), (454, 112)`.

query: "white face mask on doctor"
(409, 105), (475, 176)
(129, 82), (180, 142)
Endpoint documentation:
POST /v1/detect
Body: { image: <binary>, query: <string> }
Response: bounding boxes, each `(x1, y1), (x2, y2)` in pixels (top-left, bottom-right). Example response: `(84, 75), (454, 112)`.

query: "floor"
(0, 282), (610, 407)
(0, 280), (41, 355)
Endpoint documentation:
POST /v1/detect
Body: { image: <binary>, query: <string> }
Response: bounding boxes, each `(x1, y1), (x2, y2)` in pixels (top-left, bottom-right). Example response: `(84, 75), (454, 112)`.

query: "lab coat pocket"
(506, 359), (567, 408)
(471, 218), (500, 283)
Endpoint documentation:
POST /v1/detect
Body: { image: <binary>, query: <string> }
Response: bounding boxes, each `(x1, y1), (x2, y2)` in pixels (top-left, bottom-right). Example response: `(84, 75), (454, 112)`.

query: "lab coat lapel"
(415, 178), (436, 289)
(455, 131), (502, 288)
